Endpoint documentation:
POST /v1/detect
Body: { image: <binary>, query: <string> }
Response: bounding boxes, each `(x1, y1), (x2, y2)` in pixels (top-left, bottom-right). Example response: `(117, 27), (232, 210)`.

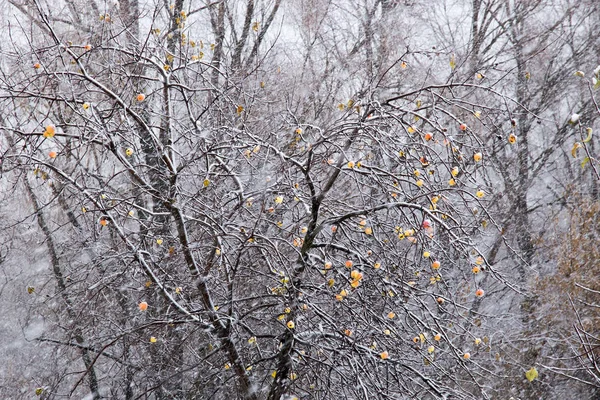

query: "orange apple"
(43, 124), (56, 138)
(350, 270), (363, 280)
(475, 288), (485, 297)
(431, 260), (441, 270)
(136, 93), (146, 102)
(139, 301), (148, 311)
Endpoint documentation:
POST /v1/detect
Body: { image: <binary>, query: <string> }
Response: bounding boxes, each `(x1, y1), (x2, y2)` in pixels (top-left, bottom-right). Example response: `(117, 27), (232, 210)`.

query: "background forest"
(0, 0), (599, 399)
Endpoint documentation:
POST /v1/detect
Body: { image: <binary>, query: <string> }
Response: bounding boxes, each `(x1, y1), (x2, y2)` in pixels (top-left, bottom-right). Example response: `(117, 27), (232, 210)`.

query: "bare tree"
(0, 0), (598, 399)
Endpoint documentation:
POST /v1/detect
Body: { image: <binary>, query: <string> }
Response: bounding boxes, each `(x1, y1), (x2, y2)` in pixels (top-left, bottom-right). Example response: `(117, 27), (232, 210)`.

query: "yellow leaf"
(236, 105), (244, 115)
(450, 54), (456, 70)
(572, 142), (582, 158)
(583, 127), (593, 143)
(581, 157), (590, 169)
(525, 367), (538, 382)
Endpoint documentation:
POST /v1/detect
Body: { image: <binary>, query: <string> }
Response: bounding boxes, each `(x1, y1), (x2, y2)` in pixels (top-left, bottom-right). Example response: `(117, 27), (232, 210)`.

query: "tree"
(0, 0), (598, 399)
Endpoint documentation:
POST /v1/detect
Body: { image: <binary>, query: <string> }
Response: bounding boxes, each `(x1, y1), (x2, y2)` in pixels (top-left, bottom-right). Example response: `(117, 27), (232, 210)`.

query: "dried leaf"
(525, 367), (538, 382)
